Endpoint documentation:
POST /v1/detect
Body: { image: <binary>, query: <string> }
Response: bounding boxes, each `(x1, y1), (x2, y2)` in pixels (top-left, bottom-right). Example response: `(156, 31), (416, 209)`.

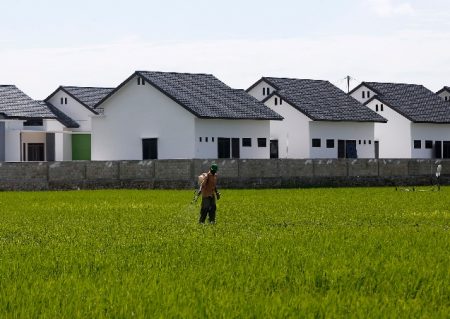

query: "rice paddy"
(0, 188), (449, 318)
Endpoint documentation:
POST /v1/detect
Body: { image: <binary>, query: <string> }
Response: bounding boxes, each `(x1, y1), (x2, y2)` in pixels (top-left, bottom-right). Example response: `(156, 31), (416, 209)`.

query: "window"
(263, 88), (266, 95)
(60, 97), (67, 105)
(257, 138), (267, 147)
(381, 104), (384, 111)
(199, 137), (202, 142)
(60, 97), (63, 104)
(205, 137), (208, 142)
(425, 140), (433, 149)
(242, 138), (252, 147)
(414, 140), (421, 149)
(142, 138), (157, 159)
(446, 96), (448, 101)
(364, 140), (366, 145)
(312, 138), (321, 148)
(24, 119), (43, 126)
(369, 140), (372, 145)
(137, 77), (145, 85)
(367, 91), (371, 98)
(280, 99), (283, 105)
(64, 97), (67, 104)
(267, 88), (271, 95)
(375, 104), (379, 112)
(274, 97), (278, 105)
(358, 140), (361, 145)
(326, 139), (334, 148)
(212, 137), (215, 142)
(362, 91), (365, 99)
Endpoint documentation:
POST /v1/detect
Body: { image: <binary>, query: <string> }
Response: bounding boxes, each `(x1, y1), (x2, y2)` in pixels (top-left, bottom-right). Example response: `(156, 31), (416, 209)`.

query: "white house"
(247, 77), (386, 159)
(45, 86), (113, 160)
(0, 85), (77, 161)
(436, 87), (450, 102)
(350, 82), (450, 159)
(91, 71), (283, 160)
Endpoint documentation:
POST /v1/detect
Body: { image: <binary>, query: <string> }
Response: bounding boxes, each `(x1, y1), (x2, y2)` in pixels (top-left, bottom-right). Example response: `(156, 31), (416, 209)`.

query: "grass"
(0, 187), (449, 318)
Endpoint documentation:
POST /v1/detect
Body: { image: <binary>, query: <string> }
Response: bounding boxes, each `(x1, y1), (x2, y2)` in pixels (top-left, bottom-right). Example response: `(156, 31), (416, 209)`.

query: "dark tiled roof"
(40, 101), (80, 128)
(62, 86), (114, 109)
(363, 82), (450, 123)
(0, 85), (56, 119)
(436, 86), (450, 95)
(262, 77), (386, 122)
(135, 71), (282, 120)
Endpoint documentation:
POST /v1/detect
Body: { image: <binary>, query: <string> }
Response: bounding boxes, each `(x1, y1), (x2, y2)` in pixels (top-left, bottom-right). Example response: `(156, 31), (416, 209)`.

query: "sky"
(1, 0), (450, 99)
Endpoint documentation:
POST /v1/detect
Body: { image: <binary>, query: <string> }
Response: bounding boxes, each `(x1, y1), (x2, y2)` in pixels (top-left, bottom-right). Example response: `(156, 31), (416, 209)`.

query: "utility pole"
(345, 75), (351, 93)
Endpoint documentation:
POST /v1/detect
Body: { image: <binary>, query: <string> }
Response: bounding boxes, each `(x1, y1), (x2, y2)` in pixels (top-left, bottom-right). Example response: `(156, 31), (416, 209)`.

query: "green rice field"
(0, 188), (449, 318)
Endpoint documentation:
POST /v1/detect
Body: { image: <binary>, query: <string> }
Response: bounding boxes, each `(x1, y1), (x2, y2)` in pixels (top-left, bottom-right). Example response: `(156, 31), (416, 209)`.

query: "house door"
(443, 141), (450, 159)
(270, 140), (279, 159)
(374, 141), (379, 159)
(346, 140), (357, 159)
(338, 140), (345, 158)
(435, 141), (442, 159)
(231, 138), (240, 159)
(27, 143), (45, 161)
(218, 138), (231, 159)
(142, 138), (158, 160)
(338, 140), (357, 158)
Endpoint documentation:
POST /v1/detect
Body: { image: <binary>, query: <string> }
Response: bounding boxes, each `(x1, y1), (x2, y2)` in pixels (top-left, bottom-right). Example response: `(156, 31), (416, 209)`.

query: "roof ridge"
(264, 76), (328, 82)
(137, 70), (214, 77)
(62, 86), (114, 90)
(365, 81), (423, 87)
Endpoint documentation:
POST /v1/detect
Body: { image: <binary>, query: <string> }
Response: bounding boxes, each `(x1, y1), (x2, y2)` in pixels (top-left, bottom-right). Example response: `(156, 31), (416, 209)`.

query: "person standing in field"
(198, 163), (220, 224)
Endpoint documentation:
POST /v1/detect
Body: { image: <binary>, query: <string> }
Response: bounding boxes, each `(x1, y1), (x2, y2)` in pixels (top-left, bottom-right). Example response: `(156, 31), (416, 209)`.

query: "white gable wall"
(438, 91), (450, 102)
(309, 122), (376, 158)
(92, 76), (196, 160)
(48, 90), (94, 131)
(265, 95), (311, 158)
(195, 119), (270, 158)
(351, 85), (376, 104)
(365, 99), (411, 158)
(247, 81), (277, 102)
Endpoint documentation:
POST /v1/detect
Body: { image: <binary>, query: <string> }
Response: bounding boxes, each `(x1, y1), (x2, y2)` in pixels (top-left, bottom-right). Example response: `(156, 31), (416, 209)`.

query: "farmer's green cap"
(210, 163), (218, 172)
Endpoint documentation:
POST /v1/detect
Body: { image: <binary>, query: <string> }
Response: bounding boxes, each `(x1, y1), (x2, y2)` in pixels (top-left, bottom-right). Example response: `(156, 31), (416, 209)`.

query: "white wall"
(411, 123), (450, 158)
(264, 96), (311, 158)
(309, 122), (376, 158)
(365, 99), (411, 158)
(92, 75), (196, 160)
(195, 119), (270, 159)
(247, 80), (277, 102)
(351, 85), (376, 104)
(63, 133), (72, 161)
(4, 120), (22, 161)
(48, 90), (93, 131)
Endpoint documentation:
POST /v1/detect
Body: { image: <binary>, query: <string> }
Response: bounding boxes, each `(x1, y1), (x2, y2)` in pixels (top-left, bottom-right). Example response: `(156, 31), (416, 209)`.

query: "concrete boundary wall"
(0, 159), (448, 191)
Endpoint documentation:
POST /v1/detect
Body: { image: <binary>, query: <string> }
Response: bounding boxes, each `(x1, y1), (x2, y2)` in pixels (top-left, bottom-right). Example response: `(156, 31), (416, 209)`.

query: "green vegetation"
(0, 188), (449, 318)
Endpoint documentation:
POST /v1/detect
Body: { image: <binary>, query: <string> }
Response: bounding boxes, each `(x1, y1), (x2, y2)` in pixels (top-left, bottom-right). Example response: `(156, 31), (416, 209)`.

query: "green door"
(72, 134), (91, 160)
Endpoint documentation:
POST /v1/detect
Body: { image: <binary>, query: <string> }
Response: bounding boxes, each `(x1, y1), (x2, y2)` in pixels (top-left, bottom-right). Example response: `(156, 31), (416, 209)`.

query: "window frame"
(312, 138), (321, 148)
(413, 140), (422, 149)
(242, 138), (252, 147)
(257, 138), (267, 148)
(326, 139), (334, 148)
